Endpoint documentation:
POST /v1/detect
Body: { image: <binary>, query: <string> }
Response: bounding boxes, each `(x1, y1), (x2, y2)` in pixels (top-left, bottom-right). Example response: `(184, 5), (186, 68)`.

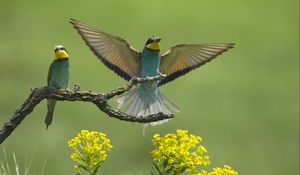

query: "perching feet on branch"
(0, 74), (173, 144)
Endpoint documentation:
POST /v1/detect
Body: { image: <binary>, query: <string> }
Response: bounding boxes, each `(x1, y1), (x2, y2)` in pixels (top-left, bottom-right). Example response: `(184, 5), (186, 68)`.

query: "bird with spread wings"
(70, 18), (234, 126)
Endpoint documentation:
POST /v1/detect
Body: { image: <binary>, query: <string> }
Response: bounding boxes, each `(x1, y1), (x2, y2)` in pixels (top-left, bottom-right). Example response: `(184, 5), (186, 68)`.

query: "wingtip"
(69, 18), (78, 22)
(69, 18), (91, 30)
(228, 43), (236, 48)
(69, 18), (77, 25)
(69, 18), (83, 26)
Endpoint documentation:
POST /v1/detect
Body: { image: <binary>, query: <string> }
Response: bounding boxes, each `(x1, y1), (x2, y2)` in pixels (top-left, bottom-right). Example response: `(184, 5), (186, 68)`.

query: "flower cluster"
(67, 129), (238, 175)
(151, 130), (238, 175)
(197, 165), (238, 175)
(151, 130), (211, 174)
(68, 130), (113, 174)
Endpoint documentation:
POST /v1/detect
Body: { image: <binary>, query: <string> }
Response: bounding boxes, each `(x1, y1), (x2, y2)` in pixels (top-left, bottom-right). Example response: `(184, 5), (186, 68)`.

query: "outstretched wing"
(70, 18), (141, 81)
(159, 43), (234, 86)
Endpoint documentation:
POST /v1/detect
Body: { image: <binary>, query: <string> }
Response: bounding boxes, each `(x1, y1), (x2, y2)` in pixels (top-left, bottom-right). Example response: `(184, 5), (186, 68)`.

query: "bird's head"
(145, 36), (161, 51)
(54, 45), (69, 60)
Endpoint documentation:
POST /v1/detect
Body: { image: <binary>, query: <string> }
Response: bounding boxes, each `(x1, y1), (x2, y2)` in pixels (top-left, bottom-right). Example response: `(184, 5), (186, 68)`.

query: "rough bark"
(0, 75), (173, 144)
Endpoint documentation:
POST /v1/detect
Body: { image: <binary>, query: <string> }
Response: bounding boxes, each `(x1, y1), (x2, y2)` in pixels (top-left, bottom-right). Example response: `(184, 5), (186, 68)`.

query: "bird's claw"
(159, 72), (166, 77)
(145, 76), (151, 83)
(73, 84), (80, 93)
(57, 89), (68, 94)
(66, 88), (72, 93)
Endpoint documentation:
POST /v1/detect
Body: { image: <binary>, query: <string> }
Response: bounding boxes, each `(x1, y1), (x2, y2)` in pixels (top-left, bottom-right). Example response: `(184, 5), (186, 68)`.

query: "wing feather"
(70, 18), (141, 81)
(47, 68), (51, 86)
(159, 43), (234, 86)
(47, 62), (54, 86)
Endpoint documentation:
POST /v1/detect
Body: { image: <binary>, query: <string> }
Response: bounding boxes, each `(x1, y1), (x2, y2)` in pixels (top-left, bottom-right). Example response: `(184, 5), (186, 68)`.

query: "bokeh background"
(0, 0), (298, 174)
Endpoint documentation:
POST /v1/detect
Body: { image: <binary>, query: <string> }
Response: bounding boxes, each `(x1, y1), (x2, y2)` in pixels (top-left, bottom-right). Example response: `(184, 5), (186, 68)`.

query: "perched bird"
(70, 19), (234, 124)
(45, 45), (70, 128)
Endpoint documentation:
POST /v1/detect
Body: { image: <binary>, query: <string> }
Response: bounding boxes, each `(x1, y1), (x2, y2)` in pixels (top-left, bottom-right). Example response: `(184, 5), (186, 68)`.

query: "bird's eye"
(146, 39), (153, 45)
(61, 48), (67, 52)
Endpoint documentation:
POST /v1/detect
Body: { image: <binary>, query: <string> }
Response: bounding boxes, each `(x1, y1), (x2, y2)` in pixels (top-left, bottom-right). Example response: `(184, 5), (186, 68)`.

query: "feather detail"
(70, 18), (141, 80)
(45, 99), (57, 129)
(116, 86), (180, 126)
(159, 43), (235, 86)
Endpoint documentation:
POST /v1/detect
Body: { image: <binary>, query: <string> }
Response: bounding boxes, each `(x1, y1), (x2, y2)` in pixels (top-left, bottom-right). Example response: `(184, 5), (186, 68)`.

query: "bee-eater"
(70, 19), (234, 124)
(45, 45), (70, 128)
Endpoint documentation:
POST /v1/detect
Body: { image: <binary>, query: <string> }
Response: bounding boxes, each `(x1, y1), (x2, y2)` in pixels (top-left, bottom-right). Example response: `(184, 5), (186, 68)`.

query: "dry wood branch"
(0, 74), (173, 144)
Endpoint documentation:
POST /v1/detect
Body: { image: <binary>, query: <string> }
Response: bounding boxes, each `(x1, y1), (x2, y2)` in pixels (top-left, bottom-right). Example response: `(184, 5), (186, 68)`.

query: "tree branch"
(0, 74), (173, 144)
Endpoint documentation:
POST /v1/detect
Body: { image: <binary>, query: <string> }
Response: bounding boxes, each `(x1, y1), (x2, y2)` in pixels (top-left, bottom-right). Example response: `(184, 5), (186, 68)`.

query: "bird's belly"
(141, 66), (159, 78)
(140, 51), (160, 93)
(141, 53), (160, 78)
(50, 68), (69, 89)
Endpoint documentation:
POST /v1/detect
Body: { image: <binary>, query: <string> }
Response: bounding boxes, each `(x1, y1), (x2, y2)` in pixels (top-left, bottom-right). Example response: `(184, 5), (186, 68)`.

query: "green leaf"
(162, 160), (168, 168)
(152, 163), (163, 175)
(92, 165), (101, 175)
(165, 166), (174, 174)
(76, 164), (89, 171)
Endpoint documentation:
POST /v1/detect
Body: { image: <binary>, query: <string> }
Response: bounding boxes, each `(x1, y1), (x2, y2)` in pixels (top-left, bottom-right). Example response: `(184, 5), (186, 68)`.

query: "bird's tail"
(116, 85), (180, 129)
(45, 99), (57, 129)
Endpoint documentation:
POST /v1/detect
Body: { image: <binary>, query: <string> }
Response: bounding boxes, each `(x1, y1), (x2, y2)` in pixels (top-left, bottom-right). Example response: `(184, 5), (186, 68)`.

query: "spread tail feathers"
(116, 86), (180, 128)
(45, 99), (57, 129)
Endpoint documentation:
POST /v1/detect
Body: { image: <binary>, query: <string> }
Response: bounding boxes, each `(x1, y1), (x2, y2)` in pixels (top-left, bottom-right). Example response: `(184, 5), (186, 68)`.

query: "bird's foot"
(145, 76), (151, 83)
(57, 88), (68, 94)
(73, 84), (80, 92)
(66, 88), (73, 93)
(159, 72), (166, 77)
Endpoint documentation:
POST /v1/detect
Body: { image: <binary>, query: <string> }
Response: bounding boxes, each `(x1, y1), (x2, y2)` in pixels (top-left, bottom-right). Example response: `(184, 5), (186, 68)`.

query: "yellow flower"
(151, 130), (238, 175)
(67, 137), (81, 149)
(70, 153), (79, 161)
(196, 165), (238, 175)
(151, 130), (210, 174)
(68, 129), (113, 174)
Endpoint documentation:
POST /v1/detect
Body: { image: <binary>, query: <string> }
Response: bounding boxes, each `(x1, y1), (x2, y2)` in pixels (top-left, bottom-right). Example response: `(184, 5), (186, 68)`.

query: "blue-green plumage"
(138, 48), (160, 112)
(140, 47), (160, 91)
(48, 60), (70, 88)
(45, 46), (70, 128)
(118, 44), (180, 120)
(141, 48), (160, 78)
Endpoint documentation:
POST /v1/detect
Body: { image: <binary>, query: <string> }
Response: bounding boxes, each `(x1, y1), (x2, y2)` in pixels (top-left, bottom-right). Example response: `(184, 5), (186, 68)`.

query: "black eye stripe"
(54, 48), (68, 53)
(146, 39), (154, 45)
(145, 36), (161, 46)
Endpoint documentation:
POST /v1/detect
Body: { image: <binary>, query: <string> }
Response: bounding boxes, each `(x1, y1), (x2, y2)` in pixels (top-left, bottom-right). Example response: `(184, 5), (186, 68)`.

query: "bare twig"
(0, 74), (173, 144)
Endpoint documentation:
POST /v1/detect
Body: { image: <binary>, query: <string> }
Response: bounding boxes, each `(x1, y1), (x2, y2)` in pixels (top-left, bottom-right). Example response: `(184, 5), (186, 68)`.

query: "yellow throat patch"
(146, 42), (160, 51)
(55, 50), (69, 60)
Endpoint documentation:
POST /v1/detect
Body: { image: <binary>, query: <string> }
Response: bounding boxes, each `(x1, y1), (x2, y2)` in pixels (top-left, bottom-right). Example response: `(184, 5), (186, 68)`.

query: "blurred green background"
(0, 0), (298, 174)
